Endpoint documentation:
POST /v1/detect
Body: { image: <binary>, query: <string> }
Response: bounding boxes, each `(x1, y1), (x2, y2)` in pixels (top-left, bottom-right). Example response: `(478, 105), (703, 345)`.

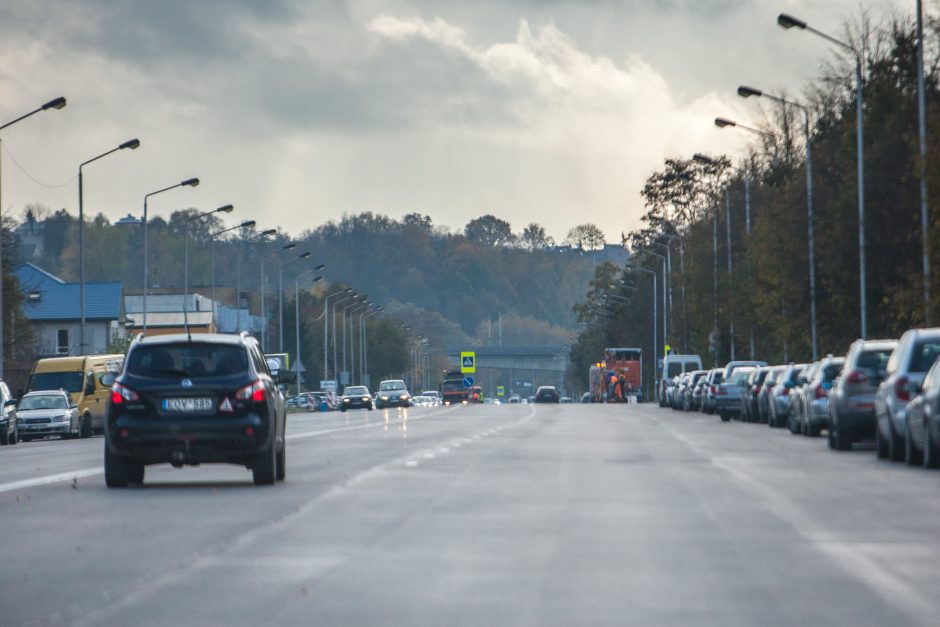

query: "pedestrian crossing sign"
(460, 351), (476, 374)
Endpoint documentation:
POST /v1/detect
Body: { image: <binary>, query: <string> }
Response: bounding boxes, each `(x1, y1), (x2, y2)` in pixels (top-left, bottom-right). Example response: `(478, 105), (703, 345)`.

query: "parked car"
(16, 390), (79, 441)
(0, 380), (18, 445)
(340, 385), (374, 411)
(769, 364), (805, 429)
(700, 369), (724, 415)
(104, 332), (287, 487)
(375, 380), (412, 409)
(682, 370), (708, 411)
(715, 367), (755, 421)
(795, 356), (844, 436)
(759, 366), (785, 425)
(875, 328), (940, 461)
(691, 374), (709, 411)
(905, 354), (940, 467)
(827, 339), (896, 451)
(535, 386), (560, 403)
(741, 367), (769, 423)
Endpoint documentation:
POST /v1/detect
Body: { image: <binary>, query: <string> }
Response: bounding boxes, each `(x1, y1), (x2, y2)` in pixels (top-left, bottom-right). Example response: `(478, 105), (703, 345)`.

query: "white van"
(659, 354), (703, 406)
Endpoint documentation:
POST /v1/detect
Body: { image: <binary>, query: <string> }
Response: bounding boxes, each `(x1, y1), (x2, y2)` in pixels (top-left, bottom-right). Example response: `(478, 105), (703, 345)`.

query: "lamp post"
(332, 294), (360, 384)
(184, 204), (234, 328)
(361, 308), (381, 388)
(294, 272), (323, 395)
(78, 138), (140, 354)
(346, 301), (369, 386)
(779, 12), (867, 338)
(0, 96), (66, 373)
(142, 177), (199, 334)
(916, 0), (931, 324)
(260, 242), (295, 352)
(738, 85), (818, 359)
(693, 153), (723, 363)
(210, 220), (255, 330)
(235, 228), (275, 332)
(278, 252), (312, 351)
(628, 264), (657, 401)
(323, 287), (353, 383)
(637, 247), (667, 356)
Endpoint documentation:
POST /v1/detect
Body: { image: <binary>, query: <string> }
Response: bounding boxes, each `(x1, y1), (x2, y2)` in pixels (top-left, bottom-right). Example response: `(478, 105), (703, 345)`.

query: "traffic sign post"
(460, 351), (476, 374)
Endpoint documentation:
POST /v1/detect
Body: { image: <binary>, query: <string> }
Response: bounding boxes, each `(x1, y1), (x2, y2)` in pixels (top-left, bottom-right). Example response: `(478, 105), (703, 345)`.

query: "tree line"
(567, 13), (940, 395)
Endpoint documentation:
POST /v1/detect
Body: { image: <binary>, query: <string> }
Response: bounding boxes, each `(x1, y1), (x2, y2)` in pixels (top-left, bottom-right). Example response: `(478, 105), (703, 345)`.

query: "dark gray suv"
(104, 332), (287, 487)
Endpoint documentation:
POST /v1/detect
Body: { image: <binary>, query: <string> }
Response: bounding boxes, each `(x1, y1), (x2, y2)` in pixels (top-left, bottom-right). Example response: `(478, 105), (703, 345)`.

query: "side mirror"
(70, 402), (78, 409)
(276, 370), (297, 385)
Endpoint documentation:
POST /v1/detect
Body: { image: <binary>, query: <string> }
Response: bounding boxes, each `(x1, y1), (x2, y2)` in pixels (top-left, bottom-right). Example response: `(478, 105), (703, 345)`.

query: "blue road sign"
(463, 376), (474, 388)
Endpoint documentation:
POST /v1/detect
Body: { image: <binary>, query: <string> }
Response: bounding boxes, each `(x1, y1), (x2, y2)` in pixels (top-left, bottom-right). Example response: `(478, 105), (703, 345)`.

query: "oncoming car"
(375, 379), (411, 408)
(340, 386), (374, 411)
(104, 332), (287, 487)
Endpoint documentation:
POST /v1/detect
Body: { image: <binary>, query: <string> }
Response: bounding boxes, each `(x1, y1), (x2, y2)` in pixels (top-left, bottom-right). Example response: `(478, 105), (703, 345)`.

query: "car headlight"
(381, 395), (389, 400)
(362, 397), (370, 401)
(343, 398), (350, 403)
(400, 394), (408, 400)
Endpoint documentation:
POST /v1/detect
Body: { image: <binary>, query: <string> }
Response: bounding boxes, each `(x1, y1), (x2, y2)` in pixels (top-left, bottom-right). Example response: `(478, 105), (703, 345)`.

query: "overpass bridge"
(445, 345), (569, 373)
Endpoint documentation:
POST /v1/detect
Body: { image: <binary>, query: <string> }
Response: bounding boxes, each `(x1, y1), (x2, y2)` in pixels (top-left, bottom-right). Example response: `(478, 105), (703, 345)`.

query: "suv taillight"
(845, 369), (868, 385)
(111, 382), (139, 404)
(236, 380), (266, 402)
(895, 376), (910, 402)
(815, 385), (828, 399)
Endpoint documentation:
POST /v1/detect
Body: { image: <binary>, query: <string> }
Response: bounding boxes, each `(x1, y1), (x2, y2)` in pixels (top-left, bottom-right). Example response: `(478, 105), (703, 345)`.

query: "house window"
(56, 329), (69, 355)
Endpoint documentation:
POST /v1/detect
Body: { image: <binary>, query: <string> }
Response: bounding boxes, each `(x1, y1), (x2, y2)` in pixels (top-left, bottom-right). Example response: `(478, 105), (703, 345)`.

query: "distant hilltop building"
(115, 213), (141, 226)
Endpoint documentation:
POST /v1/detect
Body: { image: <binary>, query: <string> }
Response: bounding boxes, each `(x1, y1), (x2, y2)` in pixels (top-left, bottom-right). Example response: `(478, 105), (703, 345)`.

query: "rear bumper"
(715, 397), (743, 412)
(106, 413), (273, 464)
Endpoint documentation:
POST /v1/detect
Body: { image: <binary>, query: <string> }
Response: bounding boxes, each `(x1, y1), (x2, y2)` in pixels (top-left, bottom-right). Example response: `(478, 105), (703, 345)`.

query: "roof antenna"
(183, 294), (191, 341)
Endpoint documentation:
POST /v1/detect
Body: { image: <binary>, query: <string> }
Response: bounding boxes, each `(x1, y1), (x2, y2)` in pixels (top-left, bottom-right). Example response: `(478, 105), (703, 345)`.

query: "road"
(2, 402), (939, 626)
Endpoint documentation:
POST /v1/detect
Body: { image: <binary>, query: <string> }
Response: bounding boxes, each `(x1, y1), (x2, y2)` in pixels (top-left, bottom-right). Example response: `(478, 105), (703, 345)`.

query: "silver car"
(760, 366), (785, 425)
(828, 339), (896, 451)
(16, 390), (79, 441)
(769, 364), (805, 429)
(715, 367), (755, 421)
(875, 328), (940, 462)
(796, 357), (844, 437)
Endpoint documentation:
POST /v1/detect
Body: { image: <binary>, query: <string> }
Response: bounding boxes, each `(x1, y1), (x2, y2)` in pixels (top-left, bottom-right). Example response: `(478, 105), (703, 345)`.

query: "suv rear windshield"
(909, 340), (940, 373)
(27, 372), (84, 394)
(857, 349), (891, 375)
(127, 344), (249, 379)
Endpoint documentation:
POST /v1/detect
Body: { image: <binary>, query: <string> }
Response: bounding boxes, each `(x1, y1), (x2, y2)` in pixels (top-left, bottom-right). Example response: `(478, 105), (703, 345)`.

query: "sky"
(0, 0), (908, 244)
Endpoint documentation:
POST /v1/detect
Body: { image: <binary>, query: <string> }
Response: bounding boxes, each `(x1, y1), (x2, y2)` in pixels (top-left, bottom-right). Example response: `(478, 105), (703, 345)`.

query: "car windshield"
(127, 344), (249, 379)
(345, 387), (368, 395)
(857, 349), (891, 375)
(19, 394), (68, 410)
(380, 381), (405, 391)
(27, 371), (83, 394)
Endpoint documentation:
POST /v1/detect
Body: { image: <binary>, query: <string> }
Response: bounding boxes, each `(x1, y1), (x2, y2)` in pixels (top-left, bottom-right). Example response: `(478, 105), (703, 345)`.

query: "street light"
(235, 227), (276, 332)
(142, 177), (199, 334)
(260, 242), (295, 351)
(360, 307), (382, 387)
(333, 294), (361, 383)
(627, 263), (657, 400)
(184, 204), (233, 327)
(209, 220), (255, 328)
(78, 138), (140, 353)
(779, 11), (868, 338)
(323, 287), (353, 382)
(637, 247), (667, 356)
(0, 95), (67, 373)
(279, 252), (312, 351)
(738, 84), (818, 359)
(294, 272), (323, 395)
(693, 153), (723, 360)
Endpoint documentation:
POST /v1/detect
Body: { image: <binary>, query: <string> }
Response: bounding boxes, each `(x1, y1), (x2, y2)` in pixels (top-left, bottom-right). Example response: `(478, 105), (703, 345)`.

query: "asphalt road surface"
(2, 402), (939, 626)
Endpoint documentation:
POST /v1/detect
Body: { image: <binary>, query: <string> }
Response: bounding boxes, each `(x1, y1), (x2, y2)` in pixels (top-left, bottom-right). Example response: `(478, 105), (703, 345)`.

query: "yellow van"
(25, 354), (124, 438)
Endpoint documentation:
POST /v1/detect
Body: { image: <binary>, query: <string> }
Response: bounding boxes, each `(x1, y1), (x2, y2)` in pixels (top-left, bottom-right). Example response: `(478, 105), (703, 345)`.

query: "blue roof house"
(14, 263), (124, 356)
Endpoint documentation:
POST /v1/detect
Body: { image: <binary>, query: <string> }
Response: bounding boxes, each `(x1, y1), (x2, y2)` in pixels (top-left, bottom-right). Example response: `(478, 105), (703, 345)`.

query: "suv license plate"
(163, 398), (213, 412)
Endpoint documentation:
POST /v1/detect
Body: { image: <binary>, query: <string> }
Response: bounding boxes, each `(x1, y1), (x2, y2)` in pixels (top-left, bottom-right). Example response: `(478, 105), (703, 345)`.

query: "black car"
(340, 385), (374, 411)
(534, 386), (560, 403)
(104, 332), (287, 487)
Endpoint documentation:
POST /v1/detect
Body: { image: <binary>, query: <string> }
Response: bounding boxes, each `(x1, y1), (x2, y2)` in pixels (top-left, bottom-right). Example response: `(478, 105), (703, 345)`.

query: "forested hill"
(13, 208), (615, 342)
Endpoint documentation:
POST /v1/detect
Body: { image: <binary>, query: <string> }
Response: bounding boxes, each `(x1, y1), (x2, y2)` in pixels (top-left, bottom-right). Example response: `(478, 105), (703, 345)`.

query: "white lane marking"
(404, 461), (419, 468)
(0, 467), (103, 494)
(438, 447), (450, 454)
(656, 414), (934, 621)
